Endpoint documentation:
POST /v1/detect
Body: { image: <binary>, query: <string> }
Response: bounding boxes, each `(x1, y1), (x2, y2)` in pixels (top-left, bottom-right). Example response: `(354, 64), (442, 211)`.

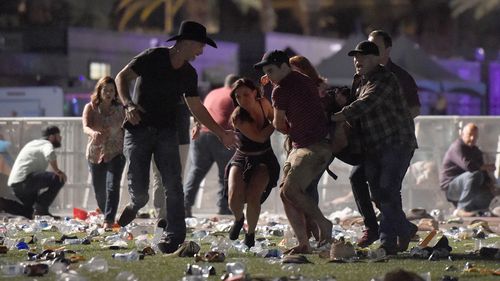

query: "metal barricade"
(0, 116), (499, 215)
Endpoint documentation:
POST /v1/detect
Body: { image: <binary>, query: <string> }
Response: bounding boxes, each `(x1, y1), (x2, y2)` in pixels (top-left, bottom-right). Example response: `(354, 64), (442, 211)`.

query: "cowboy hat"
(166, 20), (217, 48)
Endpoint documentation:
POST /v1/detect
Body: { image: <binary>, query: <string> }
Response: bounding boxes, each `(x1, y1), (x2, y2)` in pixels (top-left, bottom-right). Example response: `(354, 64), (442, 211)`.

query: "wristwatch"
(124, 101), (136, 111)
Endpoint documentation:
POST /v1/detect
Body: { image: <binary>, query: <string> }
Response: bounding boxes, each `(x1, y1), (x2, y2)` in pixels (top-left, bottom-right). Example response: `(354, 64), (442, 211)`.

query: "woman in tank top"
(225, 78), (280, 248)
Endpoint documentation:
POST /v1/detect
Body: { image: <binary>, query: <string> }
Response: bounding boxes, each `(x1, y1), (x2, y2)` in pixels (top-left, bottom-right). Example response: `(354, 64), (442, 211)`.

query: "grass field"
(0, 219), (499, 281)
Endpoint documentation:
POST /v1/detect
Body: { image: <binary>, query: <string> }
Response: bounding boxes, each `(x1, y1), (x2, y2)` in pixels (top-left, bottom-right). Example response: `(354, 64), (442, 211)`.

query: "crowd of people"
(0, 21), (498, 255)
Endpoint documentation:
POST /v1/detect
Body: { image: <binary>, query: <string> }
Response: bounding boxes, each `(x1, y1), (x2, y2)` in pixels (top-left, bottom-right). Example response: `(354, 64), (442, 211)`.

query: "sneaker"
(103, 222), (114, 231)
(398, 222), (418, 252)
(33, 211), (61, 220)
(217, 206), (232, 215)
(157, 240), (180, 254)
(244, 233), (255, 248)
(117, 206), (137, 227)
(228, 216), (245, 240)
(357, 229), (379, 248)
(157, 218), (167, 229)
(378, 245), (398, 256)
(453, 208), (477, 217)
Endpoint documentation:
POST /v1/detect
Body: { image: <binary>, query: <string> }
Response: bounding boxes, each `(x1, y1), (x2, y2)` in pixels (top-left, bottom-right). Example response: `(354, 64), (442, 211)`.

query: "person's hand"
(125, 104), (142, 125)
(54, 170), (67, 183)
(220, 130), (239, 150)
(191, 123), (201, 140)
(92, 131), (104, 144)
(260, 75), (269, 86)
(331, 112), (345, 122)
(334, 91), (348, 107)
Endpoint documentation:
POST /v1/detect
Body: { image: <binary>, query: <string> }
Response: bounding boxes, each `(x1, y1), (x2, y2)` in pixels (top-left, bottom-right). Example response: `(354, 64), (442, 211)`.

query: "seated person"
(1, 126), (66, 219)
(439, 123), (498, 217)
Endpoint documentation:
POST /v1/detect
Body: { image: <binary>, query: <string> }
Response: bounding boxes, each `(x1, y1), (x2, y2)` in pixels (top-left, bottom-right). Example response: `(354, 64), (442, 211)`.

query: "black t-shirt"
(129, 47), (198, 128)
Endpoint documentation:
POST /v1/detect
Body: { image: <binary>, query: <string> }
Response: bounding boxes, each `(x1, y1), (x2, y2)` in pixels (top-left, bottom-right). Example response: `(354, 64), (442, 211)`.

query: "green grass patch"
(1, 231), (499, 281)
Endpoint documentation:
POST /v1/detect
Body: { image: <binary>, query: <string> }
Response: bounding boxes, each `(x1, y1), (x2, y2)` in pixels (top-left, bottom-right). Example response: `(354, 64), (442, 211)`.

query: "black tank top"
(236, 100), (272, 152)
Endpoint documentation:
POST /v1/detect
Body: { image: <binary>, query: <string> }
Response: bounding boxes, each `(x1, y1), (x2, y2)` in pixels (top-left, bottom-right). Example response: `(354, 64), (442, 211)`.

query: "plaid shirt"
(341, 65), (417, 153)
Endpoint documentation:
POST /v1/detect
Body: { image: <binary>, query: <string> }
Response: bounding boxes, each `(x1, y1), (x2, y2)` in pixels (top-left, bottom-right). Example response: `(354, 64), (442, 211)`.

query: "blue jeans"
(446, 171), (494, 211)
(350, 164), (379, 231)
(124, 126), (186, 242)
(11, 171), (65, 215)
(364, 143), (414, 249)
(88, 154), (125, 223)
(184, 132), (233, 209)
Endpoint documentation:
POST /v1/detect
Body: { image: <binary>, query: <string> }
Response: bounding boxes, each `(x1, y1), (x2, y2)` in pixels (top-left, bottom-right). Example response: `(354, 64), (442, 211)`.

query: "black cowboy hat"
(166, 21), (217, 48)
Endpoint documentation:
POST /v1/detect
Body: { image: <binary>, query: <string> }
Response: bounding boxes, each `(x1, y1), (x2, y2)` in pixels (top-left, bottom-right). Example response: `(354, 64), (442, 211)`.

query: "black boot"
(117, 205), (137, 227)
(244, 233), (255, 248)
(228, 216), (244, 240)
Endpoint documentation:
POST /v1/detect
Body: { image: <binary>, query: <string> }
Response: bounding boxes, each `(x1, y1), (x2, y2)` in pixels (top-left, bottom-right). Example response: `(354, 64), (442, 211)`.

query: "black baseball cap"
(254, 50), (290, 70)
(348, 41), (380, 56)
(42, 126), (60, 137)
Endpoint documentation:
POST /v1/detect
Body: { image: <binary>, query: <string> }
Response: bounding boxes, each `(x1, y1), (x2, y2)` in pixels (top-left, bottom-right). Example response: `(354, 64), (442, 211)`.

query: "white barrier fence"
(0, 116), (499, 216)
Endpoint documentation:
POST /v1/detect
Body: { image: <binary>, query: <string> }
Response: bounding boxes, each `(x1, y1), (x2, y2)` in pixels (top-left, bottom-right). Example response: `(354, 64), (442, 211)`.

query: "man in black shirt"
(115, 21), (238, 253)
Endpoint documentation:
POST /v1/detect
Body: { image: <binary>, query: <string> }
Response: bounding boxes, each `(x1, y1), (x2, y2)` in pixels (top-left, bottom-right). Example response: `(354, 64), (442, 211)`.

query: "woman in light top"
(82, 76), (125, 229)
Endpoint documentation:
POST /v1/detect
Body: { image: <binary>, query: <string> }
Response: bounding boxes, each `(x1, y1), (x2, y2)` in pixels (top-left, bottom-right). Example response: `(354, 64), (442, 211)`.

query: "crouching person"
(5, 126), (66, 219)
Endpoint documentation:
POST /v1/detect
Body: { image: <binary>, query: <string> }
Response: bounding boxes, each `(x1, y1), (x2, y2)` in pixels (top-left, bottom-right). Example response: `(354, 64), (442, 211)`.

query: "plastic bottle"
(185, 218), (198, 228)
(151, 225), (164, 249)
(1, 264), (24, 276)
(134, 235), (149, 251)
(41, 236), (57, 246)
(115, 271), (139, 281)
(112, 250), (143, 261)
(191, 230), (208, 241)
(57, 271), (87, 281)
(63, 238), (84, 245)
(226, 262), (246, 275)
(80, 257), (108, 272)
(182, 276), (205, 281)
(50, 261), (68, 274)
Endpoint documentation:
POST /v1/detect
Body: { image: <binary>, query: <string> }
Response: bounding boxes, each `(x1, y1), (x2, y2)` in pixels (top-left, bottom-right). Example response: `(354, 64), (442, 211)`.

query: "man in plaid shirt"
(333, 41), (417, 255)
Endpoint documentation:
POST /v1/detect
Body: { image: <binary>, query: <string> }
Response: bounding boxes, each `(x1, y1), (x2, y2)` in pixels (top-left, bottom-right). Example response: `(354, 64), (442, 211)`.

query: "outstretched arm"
(185, 96), (239, 149)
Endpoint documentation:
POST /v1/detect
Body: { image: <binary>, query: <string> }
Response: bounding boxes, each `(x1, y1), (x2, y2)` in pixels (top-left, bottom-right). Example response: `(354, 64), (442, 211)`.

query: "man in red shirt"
(255, 50), (333, 254)
(184, 74), (240, 217)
